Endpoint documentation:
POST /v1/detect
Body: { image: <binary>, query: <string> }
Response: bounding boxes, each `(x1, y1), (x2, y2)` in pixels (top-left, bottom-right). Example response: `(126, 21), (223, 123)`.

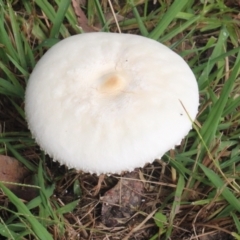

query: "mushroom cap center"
(98, 73), (127, 95)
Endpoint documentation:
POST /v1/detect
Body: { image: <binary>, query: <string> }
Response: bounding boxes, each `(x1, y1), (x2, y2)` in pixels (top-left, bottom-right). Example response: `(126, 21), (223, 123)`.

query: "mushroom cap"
(25, 32), (199, 174)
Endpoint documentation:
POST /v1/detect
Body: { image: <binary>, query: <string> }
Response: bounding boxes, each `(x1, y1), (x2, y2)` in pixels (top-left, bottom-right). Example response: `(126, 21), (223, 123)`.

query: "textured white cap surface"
(25, 32), (199, 174)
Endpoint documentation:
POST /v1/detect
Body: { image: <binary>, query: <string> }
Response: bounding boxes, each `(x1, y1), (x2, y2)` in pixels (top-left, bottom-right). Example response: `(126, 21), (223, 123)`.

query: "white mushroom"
(25, 32), (199, 174)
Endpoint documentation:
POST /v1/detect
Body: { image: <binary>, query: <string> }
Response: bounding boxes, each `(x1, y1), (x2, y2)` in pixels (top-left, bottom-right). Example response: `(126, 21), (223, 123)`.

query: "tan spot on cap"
(99, 73), (126, 95)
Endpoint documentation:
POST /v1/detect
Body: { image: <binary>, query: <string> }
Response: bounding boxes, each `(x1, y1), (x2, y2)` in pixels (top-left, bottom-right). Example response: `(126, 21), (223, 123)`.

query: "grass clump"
(0, 0), (240, 239)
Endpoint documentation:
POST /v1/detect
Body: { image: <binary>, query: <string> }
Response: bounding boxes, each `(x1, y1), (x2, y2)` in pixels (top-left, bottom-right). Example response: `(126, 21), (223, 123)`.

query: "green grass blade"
(27, 185), (55, 210)
(56, 199), (79, 215)
(199, 164), (240, 212)
(34, 0), (56, 23)
(94, 0), (109, 31)
(0, 221), (18, 239)
(0, 183), (53, 240)
(37, 162), (65, 234)
(149, 1), (188, 40)
(192, 32), (240, 153)
(223, 96), (240, 117)
(38, 163), (55, 219)
(9, 98), (25, 118)
(0, 78), (24, 97)
(129, 0), (148, 36)
(5, 142), (37, 172)
(166, 174), (185, 238)
(160, 15), (200, 42)
(231, 212), (240, 233)
(55, 0), (81, 34)
(6, 54), (29, 77)
(8, 3), (27, 69)
(0, 9), (18, 62)
(198, 27), (229, 89)
(34, 0), (70, 37)
(0, 61), (24, 92)
(50, 0), (71, 38)
(22, 0), (32, 14)
(21, 32), (36, 72)
(194, 47), (240, 77)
